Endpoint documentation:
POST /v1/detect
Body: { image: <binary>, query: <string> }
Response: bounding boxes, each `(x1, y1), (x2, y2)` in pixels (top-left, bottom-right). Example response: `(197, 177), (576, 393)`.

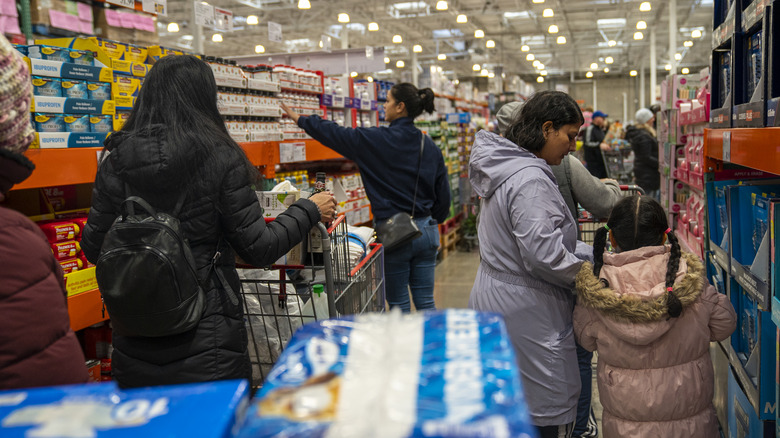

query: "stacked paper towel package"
(0, 310), (536, 438)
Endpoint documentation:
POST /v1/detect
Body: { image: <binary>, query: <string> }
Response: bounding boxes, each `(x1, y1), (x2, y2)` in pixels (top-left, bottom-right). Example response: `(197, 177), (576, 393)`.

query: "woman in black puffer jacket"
(81, 55), (336, 388)
(625, 108), (660, 198)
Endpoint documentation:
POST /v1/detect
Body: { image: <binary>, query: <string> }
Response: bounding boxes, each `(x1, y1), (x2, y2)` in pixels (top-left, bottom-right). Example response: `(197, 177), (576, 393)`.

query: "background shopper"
(574, 195), (736, 437)
(282, 83), (450, 313)
(583, 110), (610, 178)
(468, 90), (589, 438)
(81, 55), (337, 388)
(625, 108), (661, 199)
(0, 35), (89, 389)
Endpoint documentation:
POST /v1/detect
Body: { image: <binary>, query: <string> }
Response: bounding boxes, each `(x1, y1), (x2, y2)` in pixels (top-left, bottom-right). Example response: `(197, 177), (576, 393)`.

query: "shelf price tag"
(279, 142), (306, 163)
(194, 1), (216, 28)
(268, 21), (282, 43)
(107, 0), (135, 10)
(722, 131), (731, 162)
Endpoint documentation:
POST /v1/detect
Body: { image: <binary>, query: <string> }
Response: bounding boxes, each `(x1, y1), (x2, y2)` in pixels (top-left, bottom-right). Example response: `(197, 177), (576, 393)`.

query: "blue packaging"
(12, 44), (27, 56)
(61, 79), (88, 99)
(68, 49), (94, 66)
(90, 114), (113, 133)
(63, 114), (90, 133)
(34, 113), (65, 132)
(31, 76), (62, 97)
(27, 45), (70, 63)
(0, 380), (249, 437)
(87, 81), (111, 100)
(237, 310), (537, 438)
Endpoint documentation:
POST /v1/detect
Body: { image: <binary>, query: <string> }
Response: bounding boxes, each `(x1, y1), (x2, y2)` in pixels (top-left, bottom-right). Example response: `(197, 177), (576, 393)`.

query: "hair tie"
(603, 225), (610, 231)
(665, 228), (671, 235)
(666, 287), (673, 292)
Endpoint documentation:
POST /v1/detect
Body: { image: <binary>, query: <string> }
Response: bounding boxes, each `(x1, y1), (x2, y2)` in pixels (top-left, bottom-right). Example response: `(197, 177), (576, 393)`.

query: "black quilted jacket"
(81, 127), (320, 388)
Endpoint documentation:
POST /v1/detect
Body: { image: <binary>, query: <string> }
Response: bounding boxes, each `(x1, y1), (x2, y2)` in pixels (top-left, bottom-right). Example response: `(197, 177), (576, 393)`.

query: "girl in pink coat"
(574, 195), (736, 438)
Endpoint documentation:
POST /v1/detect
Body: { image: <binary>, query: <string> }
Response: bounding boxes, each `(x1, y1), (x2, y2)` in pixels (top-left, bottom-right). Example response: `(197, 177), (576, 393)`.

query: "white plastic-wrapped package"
(236, 309), (537, 438)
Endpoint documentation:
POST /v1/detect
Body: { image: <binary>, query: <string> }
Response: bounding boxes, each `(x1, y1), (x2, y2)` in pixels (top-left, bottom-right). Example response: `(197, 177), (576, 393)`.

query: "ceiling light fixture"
(537, 63), (545, 69)
(537, 76), (544, 83)
(590, 62), (598, 70)
(532, 0), (544, 3)
(665, 63), (672, 70)
(608, 40), (616, 47)
(692, 29), (702, 38)
(603, 67), (609, 73)
(392, 34), (402, 43)
(437, 66), (442, 72)
(368, 22), (379, 31)
(684, 40), (693, 47)
(533, 60), (541, 67)
(586, 71), (593, 78)
(540, 70), (547, 76)
(212, 33), (223, 42)
(246, 15), (259, 24)
(413, 44), (422, 53)
(297, 0), (310, 9)
(436, 0), (448, 10)
(167, 22), (179, 32)
(639, 2), (651, 12)
(682, 67), (690, 74)
(350, 71), (358, 77)
(542, 8), (553, 17)
(475, 29), (485, 38)
(480, 68), (488, 76)
(338, 13), (349, 23)
(384, 57), (390, 63)
(605, 56), (614, 64)
(396, 60), (405, 68)
(548, 24), (558, 33)
(488, 72), (495, 78)
(674, 52), (682, 60)
(457, 14), (467, 23)
(486, 40), (495, 48)
(521, 45), (530, 52)
(526, 53), (535, 61)
(319, 40), (323, 48)
(634, 31), (644, 40)
(636, 20), (647, 29)
(255, 44), (265, 53)
(557, 36), (566, 44)
(473, 63), (481, 71)
(438, 53), (446, 60)
(630, 70), (637, 76)
(367, 76), (373, 82)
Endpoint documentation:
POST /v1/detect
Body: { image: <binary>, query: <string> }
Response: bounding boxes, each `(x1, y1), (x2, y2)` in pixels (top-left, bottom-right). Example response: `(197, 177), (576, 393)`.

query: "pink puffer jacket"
(574, 246), (736, 438)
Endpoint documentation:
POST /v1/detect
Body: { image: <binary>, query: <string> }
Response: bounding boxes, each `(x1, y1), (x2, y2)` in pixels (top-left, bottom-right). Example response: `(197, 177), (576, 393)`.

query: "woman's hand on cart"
(599, 142), (611, 151)
(310, 191), (338, 223)
(280, 102), (301, 123)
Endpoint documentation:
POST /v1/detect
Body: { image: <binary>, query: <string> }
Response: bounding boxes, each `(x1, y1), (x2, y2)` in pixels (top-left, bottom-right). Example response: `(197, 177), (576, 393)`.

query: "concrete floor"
(433, 249), (604, 435)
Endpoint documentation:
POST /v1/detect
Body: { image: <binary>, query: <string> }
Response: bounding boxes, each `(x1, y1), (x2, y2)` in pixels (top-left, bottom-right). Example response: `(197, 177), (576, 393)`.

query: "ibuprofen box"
(0, 379), (250, 437)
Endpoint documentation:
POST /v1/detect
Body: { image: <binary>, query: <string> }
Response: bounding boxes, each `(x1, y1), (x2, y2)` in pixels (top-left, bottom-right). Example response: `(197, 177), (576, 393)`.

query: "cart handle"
(349, 243), (383, 276)
(618, 184), (645, 195)
(327, 214), (346, 233)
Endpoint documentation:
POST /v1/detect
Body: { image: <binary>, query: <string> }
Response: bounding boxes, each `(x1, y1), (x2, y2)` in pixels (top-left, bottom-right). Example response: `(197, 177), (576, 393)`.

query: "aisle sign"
(279, 142), (306, 163)
(214, 7), (233, 32)
(268, 21), (282, 43)
(723, 131), (731, 162)
(194, 2), (216, 28)
(365, 46), (373, 59)
(142, 0), (167, 15)
(106, 0), (135, 10)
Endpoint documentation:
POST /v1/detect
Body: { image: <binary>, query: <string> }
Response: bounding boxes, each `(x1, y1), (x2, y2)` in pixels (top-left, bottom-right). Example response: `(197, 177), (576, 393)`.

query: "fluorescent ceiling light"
(590, 62), (598, 69)
(338, 13), (349, 23)
(393, 34), (403, 43)
(368, 22), (379, 31)
(537, 76), (544, 83)
(367, 76), (373, 82)
(486, 40), (495, 48)
(586, 71), (593, 78)
(540, 70), (547, 76)
(473, 64), (481, 71)
(436, 0), (448, 10)
(350, 71), (358, 77)
(456, 14), (467, 23)
(521, 45), (530, 52)
(480, 68), (488, 76)
(212, 34), (223, 42)
(634, 31), (644, 40)
(297, 0), (310, 9)
(639, 2), (651, 11)
(488, 72), (495, 78)
(630, 70), (637, 76)
(255, 44), (265, 53)
(548, 24), (558, 33)
(246, 15), (259, 24)
(556, 36), (566, 44)
(503, 11), (530, 19)
(636, 20), (646, 29)
(597, 18), (626, 28)
(605, 56), (614, 64)
(692, 29), (702, 38)
(684, 40), (693, 47)
(542, 8), (553, 17)
(603, 67), (609, 73)
(396, 60), (405, 68)
(384, 57), (390, 63)
(608, 40), (616, 46)
(532, 0), (544, 3)
(533, 60), (541, 67)
(438, 53), (446, 60)
(665, 63), (672, 70)
(537, 63), (545, 69)
(413, 44), (422, 52)
(682, 67), (690, 74)
(674, 53), (682, 60)
(474, 29), (484, 38)
(526, 53), (535, 61)
(167, 22), (179, 32)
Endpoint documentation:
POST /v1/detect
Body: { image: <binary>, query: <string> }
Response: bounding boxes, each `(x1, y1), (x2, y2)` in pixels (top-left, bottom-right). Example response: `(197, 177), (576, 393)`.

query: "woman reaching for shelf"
(281, 83), (450, 313)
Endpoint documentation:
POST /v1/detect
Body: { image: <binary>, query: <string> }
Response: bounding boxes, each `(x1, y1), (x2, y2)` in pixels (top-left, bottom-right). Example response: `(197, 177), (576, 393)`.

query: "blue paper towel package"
(236, 309), (537, 438)
(0, 379), (249, 437)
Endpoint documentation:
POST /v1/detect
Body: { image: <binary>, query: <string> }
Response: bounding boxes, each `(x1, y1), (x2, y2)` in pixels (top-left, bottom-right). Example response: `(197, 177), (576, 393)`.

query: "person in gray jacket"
(496, 101), (620, 437)
(469, 91), (589, 438)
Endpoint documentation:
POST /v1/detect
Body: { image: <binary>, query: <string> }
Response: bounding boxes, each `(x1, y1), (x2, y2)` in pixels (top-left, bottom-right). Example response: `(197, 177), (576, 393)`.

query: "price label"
(321, 35), (331, 52)
(214, 7), (233, 32)
(142, 0), (167, 15)
(722, 131), (731, 162)
(194, 2), (215, 27)
(106, 0), (135, 9)
(365, 46), (373, 59)
(268, 21), (282, 43)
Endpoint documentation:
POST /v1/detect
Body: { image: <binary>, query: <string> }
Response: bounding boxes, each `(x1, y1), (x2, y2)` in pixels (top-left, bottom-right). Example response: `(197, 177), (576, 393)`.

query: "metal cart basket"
(579, 184), (645, 246)
(238, 215), (385, 387)
(601, 139), (636, 184)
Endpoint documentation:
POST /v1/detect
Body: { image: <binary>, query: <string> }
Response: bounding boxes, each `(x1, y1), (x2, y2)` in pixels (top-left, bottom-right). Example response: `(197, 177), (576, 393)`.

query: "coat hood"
(575, 246), (705, 345)
(625, 124), (655, 140)
(104, 126), (202, 192)
(469, 130), (554, 198)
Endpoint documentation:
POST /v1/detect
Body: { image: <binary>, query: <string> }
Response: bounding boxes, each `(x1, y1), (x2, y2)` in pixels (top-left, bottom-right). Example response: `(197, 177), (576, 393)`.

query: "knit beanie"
(496, 101), (523, 136)
(635, 108), (654, 125)
(0, 34), (34, 155)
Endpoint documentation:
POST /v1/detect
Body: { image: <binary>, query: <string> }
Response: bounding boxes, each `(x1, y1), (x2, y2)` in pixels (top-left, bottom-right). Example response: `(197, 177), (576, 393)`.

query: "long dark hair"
(120, 55), (256, 185)
(593, 195), (683, 317)
(504, 90), (583, 152)
(390, 83), (435, 119)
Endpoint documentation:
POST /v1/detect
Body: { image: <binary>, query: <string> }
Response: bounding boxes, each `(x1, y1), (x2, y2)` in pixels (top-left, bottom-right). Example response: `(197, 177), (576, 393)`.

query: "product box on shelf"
(93, 7), (159, 47)
(30, 132), (110, 149)
(767, 3), (780, 126)
(770, 200), (780, 326)
(26, 57), (113, 83)
(742, 0), (772, 33)
(733, 15), (768, 128)
(710, 50), (733, 128)
(728, 365), (775, 437)
(0, 379), (249, 437)
(713, 0), (737, 49)
(31, 96), (115, 116)
(146, 45), (185, 63)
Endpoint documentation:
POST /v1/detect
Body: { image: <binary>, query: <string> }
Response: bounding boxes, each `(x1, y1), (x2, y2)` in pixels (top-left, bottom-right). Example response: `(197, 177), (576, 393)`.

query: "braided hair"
(593, 195), (683, 318)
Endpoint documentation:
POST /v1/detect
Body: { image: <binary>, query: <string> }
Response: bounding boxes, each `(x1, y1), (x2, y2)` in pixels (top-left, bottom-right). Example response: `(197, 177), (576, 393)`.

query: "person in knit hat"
(0, 34), (90, 389)
(625, 107), (660, 198)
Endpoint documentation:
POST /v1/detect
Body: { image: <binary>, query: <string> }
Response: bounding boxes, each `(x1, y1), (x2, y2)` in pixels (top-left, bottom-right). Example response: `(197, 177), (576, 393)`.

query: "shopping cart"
(601, 139), (636, 184)
(578, 184), (645, 246)
(238, 215), (385, 387)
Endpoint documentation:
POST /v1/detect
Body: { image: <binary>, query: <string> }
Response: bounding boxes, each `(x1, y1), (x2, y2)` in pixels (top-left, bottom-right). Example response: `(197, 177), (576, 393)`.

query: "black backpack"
(96, 187), (213, 337)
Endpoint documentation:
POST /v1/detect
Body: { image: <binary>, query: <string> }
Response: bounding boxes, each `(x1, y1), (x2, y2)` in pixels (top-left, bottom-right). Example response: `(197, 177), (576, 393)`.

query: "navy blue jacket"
(298, 115), (451, 223)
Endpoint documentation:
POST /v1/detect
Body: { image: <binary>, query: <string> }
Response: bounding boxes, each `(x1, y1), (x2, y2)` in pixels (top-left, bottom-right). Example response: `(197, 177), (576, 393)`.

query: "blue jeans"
(383, 216), (439, 312)
(573, 342), (598, 437)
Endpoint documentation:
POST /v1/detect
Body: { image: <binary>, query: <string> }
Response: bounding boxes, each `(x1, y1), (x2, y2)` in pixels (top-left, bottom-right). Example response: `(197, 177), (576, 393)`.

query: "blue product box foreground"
(0, 379), (249, 437)
(237, 309), (537, 438)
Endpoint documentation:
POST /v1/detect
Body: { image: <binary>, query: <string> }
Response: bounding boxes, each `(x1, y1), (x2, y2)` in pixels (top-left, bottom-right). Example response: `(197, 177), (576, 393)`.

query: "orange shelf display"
(704, 128), (780, 175)
(18, 147), (103, 190)
(68, 289), (108, 332)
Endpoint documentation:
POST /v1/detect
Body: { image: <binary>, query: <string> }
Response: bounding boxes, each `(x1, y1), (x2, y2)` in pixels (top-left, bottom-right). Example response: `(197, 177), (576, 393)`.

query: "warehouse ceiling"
(157, 0), (714, 81)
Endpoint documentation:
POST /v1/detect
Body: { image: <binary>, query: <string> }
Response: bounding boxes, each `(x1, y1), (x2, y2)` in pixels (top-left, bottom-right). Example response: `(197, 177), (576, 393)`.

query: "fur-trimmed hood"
(575, 245), (705, 345)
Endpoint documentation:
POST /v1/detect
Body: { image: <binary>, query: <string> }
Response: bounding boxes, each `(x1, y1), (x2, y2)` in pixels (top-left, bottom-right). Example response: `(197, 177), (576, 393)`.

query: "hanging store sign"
(193, 2), (216, 27)
(106, 0), (135, 10)
(142, 0), (167, 16)
(365, 46), (373, 59)
(268, 21), (282, 43)
(214, 7), (233, 32)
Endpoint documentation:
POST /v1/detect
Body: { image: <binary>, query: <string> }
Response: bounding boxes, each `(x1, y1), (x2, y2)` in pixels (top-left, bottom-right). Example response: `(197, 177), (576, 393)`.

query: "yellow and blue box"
(31, 76), (62, 97)
(31, 96), (115, 116)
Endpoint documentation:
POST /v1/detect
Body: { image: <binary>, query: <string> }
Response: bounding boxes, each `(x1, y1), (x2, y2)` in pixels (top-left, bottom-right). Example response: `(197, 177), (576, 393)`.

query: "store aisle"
(433, 249), (604, 436)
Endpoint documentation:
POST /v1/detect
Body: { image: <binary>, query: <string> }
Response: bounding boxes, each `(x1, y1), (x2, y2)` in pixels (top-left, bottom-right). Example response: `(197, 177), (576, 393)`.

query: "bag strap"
(123, 182), (188, 217)
(410, 133), (424, 218)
